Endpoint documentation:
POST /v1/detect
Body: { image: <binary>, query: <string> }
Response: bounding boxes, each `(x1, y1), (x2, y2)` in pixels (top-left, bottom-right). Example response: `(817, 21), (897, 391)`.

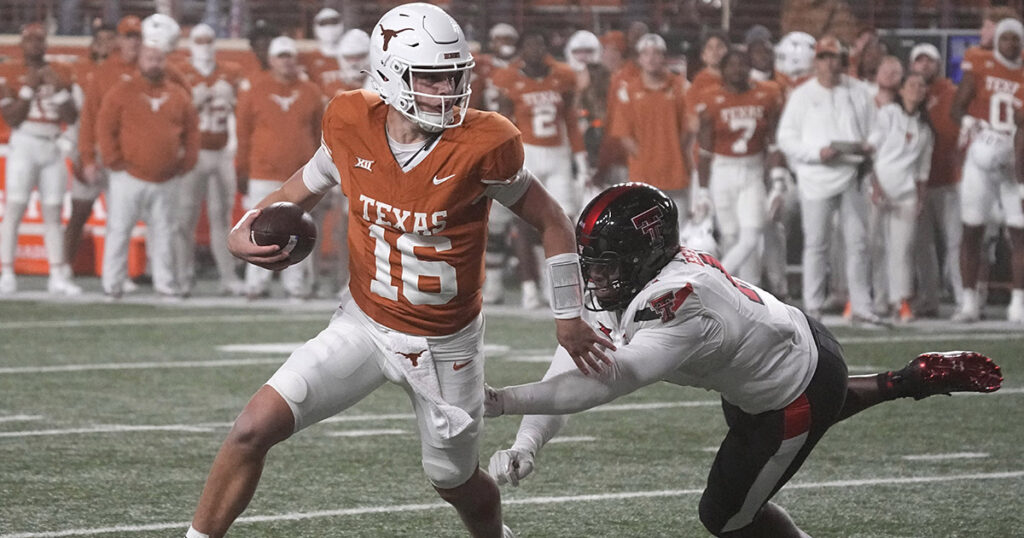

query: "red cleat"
(892, 351), (1003, 400)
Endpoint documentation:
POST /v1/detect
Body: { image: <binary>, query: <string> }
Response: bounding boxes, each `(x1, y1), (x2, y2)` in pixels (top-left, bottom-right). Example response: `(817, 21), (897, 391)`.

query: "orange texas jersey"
(490, 57), (583, 150)
(0, 60), (75, 129)
(177, 60), (244, 150)
(697, 80), (783, 157)
(321, 90), (525, 336)
(964, 52), (1024, 130)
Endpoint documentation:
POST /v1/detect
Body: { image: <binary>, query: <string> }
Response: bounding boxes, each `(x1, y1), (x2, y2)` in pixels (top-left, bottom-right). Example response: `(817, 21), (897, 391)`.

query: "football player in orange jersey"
(173, 23), (246, 296)
(185, 4), (612, 538)
(492, 30), (588, 308)
(0, 23), (80, 296)
(695, 49), (786, 286)
(951, 18), (1024, 322)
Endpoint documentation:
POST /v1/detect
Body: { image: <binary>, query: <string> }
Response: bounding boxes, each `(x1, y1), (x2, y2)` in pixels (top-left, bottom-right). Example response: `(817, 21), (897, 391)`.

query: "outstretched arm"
(487, 313), (715, 416)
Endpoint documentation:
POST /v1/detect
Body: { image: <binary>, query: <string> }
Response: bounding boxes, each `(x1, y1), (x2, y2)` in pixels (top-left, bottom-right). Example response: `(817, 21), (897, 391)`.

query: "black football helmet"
(576, 183), (680, 311)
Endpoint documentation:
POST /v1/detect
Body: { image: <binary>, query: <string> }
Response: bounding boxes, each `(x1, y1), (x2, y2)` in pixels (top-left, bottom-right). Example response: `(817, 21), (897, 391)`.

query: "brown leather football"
(249, 202), (318, 264)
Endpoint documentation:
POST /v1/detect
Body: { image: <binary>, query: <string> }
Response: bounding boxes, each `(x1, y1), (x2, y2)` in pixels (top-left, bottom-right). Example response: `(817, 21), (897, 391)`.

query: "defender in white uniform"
(484, 184), (1003, 537)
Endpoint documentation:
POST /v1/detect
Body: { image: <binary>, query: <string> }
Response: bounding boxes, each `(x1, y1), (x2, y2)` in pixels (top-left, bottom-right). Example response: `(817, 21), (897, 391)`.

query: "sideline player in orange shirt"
(610, 33), (693, 226)
(235, 36), (323, 300)
(492, 30), (587, 308)
(0, 24), (80, 296)
(694, 49), (785, 285)
(174, 23), (246, 296)
(185, 5), (613, 538)
(952, 18), (1024, 322)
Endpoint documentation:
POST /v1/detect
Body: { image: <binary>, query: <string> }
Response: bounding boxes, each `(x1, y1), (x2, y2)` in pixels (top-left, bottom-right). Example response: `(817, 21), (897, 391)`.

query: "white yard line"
(3, 470), (1021, 538)
(903, 452), (990, 461)
(0, 358), (283, 375)
(840, 332), (1024, 344)
(548, 435), (597, 444)
(0, 424), (214, 438)
(325, 429), (409, 437)
(5, 388), (1020, 439)
(0, 414), (43, 423)
(0, 313), (326, 330)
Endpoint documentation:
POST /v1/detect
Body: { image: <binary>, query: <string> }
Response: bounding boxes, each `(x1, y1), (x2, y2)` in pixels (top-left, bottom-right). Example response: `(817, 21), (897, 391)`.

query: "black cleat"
(891, 351), (1003, 400)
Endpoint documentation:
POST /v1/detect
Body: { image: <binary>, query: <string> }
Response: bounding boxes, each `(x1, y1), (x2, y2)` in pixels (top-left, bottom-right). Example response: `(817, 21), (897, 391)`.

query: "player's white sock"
(185, 525), (210, 538)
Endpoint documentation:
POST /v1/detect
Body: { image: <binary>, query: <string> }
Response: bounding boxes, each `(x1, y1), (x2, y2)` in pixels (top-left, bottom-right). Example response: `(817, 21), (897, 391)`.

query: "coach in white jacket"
(778, 36), (879, 323)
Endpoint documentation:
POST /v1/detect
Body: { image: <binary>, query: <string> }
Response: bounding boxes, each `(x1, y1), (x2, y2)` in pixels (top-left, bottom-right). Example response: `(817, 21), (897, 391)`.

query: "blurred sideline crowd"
(1, 3), (1024, 325)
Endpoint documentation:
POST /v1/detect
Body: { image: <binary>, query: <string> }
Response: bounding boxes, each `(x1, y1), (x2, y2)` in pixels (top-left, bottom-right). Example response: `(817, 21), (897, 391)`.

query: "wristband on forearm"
(547, 253), (583, 319)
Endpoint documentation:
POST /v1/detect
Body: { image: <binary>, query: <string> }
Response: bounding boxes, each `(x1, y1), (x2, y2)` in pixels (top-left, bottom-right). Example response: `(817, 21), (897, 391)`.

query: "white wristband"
(546, 253), (583, 319)
(1018, 182), (1024, 199)
(18, 85), (35, 101)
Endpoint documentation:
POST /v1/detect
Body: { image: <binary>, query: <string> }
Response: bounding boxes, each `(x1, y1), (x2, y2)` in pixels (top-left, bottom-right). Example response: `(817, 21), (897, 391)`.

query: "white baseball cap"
(268, 36), (297, 57)
(909, 43), (940, 62)
(635, 33), (667, 53)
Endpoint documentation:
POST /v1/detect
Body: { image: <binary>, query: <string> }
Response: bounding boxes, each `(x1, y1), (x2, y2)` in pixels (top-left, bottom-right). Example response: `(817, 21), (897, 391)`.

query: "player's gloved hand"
(227, 208), (291, 271)
(483, 384), (504, 418)
(556, 317), (615, 375)
(691, 186), (712, 222)
(488, 447), (535, 487)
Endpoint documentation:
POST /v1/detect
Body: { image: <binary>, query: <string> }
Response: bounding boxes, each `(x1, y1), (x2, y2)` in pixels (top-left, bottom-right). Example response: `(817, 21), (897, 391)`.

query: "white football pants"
(174, 148), (239, 292)
(102, 171), (179, 295)
(0, 130), (67, 271)
(710, 154), (766, 284)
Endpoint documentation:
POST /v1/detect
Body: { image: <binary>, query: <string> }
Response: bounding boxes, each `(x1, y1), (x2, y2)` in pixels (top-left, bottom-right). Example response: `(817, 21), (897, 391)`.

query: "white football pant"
(0, 130), (68, 272)
(266, 292), (485, 489)
(102, 171), (180, 295)
(174, 148), (240, 292)
(710, 154), (766, 284)
(960, 129), (1024, 228)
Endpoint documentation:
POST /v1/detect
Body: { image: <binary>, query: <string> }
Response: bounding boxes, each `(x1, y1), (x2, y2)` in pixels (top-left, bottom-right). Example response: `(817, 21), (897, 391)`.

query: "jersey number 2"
(369, 224), (457, 305)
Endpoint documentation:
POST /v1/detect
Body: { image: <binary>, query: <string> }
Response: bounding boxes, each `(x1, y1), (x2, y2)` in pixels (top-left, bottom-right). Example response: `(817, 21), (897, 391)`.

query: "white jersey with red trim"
(585, 246), (818, 414)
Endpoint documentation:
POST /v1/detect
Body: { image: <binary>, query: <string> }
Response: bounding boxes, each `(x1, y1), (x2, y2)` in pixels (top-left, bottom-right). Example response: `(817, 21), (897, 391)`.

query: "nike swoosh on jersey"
(432, 173), (456, 185)
(452, 360), (473, 371)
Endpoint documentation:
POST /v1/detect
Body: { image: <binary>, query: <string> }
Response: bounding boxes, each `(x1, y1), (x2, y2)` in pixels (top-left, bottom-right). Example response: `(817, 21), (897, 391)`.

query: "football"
(249, 202), (318, 264)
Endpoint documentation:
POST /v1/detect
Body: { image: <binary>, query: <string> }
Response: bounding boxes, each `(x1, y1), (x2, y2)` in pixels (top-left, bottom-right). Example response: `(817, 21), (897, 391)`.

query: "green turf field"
(0, 295), (1020, 537)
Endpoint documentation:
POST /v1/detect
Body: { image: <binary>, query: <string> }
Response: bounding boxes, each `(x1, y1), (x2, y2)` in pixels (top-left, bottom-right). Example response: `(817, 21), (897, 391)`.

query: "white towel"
(384, 332), (473, 440)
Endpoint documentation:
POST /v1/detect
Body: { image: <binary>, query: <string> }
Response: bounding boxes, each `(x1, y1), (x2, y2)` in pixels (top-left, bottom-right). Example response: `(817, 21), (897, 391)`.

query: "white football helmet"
(339, 28), (371, 84)
(368, 2), (474, 132)
(774, 31), (816, 79)
(142, 13), (181, 53)
(564, 30), (602, 72)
